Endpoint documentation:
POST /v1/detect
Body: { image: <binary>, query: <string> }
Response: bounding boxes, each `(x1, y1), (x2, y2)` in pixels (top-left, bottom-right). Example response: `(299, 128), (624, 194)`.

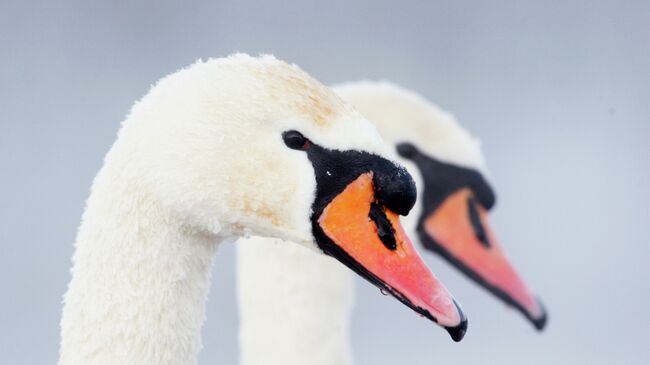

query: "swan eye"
(396, 142), (418, 159)
(282, 130), (311, 150)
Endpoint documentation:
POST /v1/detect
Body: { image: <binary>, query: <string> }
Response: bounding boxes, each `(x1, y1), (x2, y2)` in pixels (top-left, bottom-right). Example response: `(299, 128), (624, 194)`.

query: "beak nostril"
(467, 196), (490, 248)
(369, 202), (397, 250)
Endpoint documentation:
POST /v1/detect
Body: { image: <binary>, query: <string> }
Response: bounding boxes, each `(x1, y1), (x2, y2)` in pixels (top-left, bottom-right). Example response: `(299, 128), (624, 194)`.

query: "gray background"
(1, 1), (649, 364)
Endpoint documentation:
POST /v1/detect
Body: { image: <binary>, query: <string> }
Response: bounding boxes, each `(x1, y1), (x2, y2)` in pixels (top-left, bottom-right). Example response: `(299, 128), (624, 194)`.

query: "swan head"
(112, 54), (467, 339)
(334, 81), (547, 331)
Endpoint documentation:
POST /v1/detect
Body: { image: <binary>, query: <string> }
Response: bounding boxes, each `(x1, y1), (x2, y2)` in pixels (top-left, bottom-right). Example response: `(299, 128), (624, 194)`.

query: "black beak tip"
(530, 298), (548, 331)
(445, 319), (468, 342)
(445, 299), (468, 342)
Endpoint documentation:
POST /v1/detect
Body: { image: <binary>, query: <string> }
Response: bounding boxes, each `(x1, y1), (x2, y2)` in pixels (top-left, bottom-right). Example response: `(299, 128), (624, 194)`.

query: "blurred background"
(1, 1), (649, 364)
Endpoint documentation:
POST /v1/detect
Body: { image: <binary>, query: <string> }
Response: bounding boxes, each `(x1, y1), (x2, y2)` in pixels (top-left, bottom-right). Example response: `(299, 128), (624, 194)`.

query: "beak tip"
(445, 299), (468, 342)
(530, 298), (548, 331)
(445, 318), (468, 342)
(532, 314), (547, 331)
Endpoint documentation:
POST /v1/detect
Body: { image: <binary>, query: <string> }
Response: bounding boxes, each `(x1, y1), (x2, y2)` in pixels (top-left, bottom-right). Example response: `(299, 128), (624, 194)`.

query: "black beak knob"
(373, 163), (417, 216)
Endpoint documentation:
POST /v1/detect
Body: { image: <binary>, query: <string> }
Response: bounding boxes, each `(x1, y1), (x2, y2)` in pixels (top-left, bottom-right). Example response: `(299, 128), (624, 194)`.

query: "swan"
(58, 55), (468, 365)
(238, 81), (547, 365)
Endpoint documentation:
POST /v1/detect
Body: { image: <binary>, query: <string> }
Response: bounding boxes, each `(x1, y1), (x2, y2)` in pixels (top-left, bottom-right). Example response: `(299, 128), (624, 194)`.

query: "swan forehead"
(225, 56), (393, 157)
(251, 58), (351, 127)
(127, 55), (395, 162)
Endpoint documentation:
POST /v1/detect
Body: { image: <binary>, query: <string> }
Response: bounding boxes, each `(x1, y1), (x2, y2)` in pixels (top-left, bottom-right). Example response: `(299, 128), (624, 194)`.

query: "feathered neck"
(59, 160), (221, 365)
(237, 238), (354, 365)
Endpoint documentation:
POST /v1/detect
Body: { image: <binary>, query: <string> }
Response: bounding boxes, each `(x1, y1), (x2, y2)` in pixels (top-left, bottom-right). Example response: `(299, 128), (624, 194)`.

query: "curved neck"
(59, 167), (221, 365)
(237, 237), (354, 365)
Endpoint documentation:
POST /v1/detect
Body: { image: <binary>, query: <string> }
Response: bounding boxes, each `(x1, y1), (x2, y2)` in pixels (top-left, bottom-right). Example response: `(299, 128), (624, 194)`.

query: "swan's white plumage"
(59, 55), (396, 365)
(237, 239), (354, 365)
(237, 81), (488, 365)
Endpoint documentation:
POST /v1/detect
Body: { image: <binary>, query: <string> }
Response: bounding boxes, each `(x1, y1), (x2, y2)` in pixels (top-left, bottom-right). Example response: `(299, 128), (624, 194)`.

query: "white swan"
(238, 81), (546, 365)
(58, 56), (467, 365)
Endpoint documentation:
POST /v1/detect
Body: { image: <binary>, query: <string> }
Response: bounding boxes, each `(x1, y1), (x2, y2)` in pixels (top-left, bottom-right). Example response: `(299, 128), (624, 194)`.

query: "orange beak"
(316, 172), (467, 340)
(420, 188), (546, 329)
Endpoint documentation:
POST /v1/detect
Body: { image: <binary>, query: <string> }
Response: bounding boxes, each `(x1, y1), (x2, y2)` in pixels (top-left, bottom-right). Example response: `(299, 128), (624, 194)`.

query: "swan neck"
(59, 168), (220, 365)
(237, 237), (355, 365)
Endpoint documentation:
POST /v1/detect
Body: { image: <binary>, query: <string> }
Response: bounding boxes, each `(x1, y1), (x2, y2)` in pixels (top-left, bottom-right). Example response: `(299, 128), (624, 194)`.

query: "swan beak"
(316, 172), (467, 341)
(420, 188), (547, 330)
